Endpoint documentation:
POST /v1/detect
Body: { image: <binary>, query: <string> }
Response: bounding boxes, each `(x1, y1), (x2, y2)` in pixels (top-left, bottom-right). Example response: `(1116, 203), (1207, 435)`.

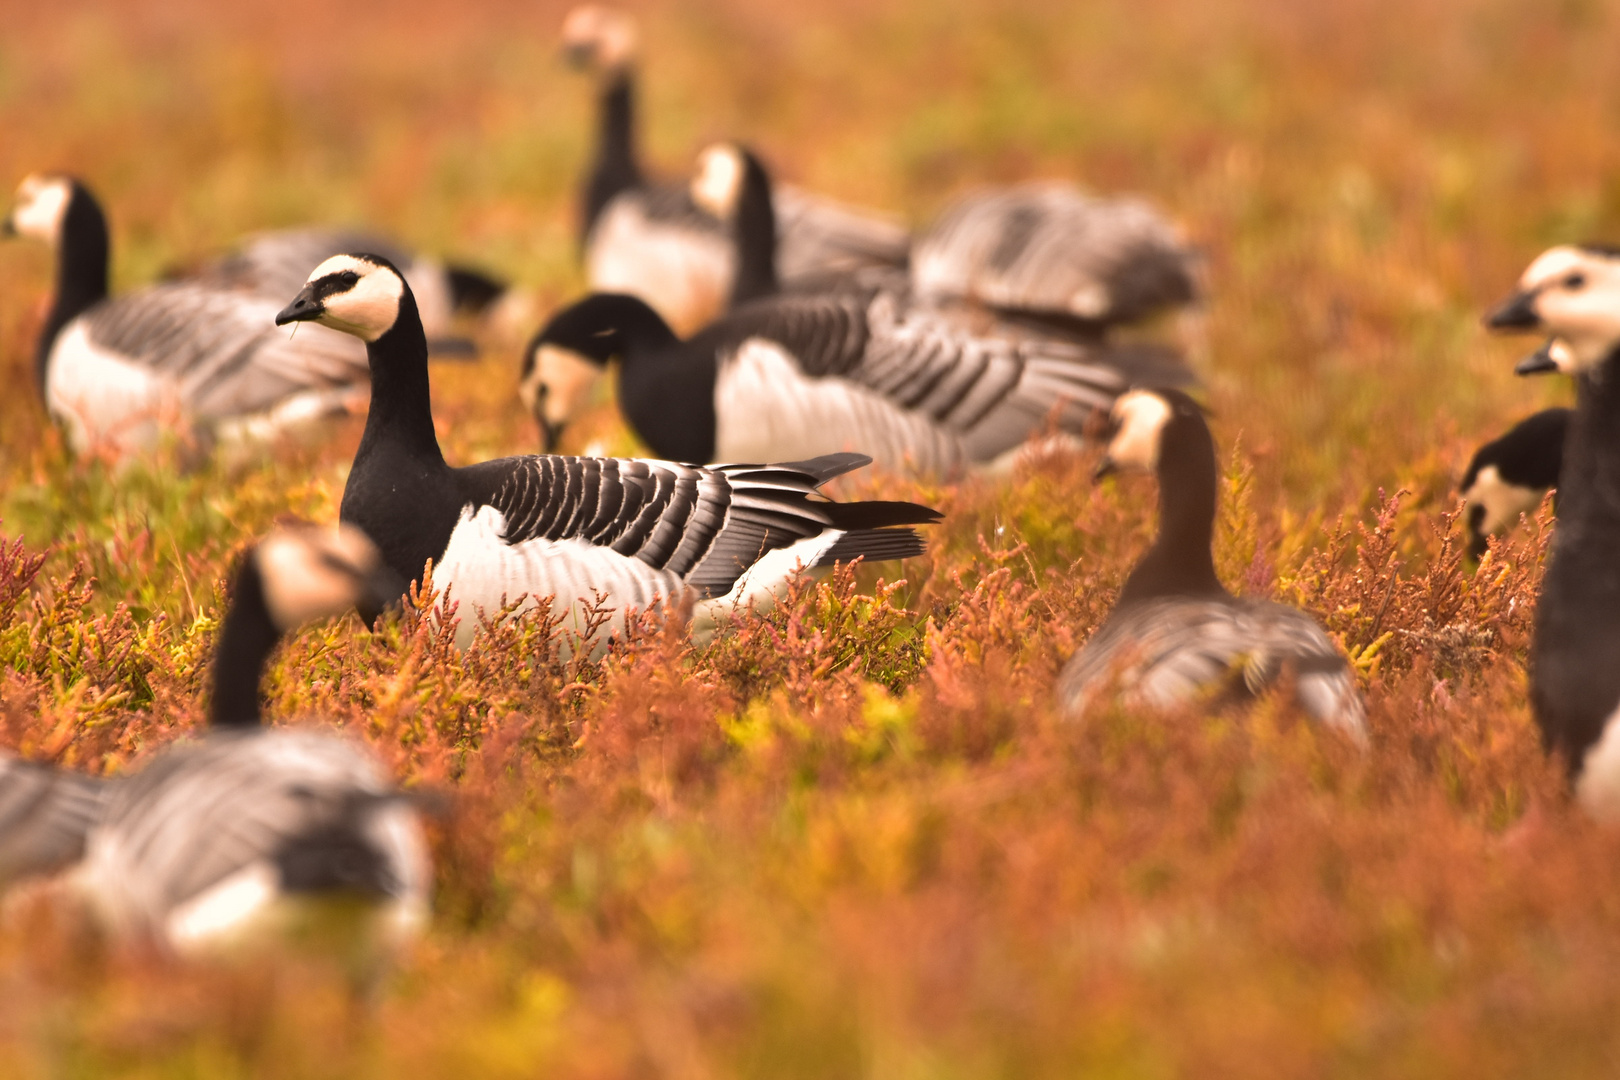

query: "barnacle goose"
(277, 253), (939, 646)
(911, 181), (1201, 333)
(192, 226), (509, 347)
(524, 144), (1189, 473)
(1485, 245), (1620, 819)
(3, 174), (370, 460)
(1459, 407), (1570, 559)
(1056, 389), (1366, 739)
(75, 525), (427, 958)
(562, 4), (909, 335)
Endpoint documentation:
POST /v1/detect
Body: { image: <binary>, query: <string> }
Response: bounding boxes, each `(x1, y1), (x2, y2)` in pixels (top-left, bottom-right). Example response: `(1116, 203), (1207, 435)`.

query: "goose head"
(3, 173), (80, 246)
(276, 253), (408, 343)
(253, 524), (399, 630)
(561, 4), (638, 73)
(1093, 388), (1206, 481)
(1487, 246), (1620, 372)
(211, 523), (401, 728)
(521, 293), (675, 452)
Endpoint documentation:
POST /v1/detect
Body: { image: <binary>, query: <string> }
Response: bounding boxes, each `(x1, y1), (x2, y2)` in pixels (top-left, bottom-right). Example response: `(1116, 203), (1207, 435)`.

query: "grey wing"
(80, 282), (368, 420)
(720, 286), (1144, 466)
(774, 184), (911, 282)
(854, 289), (1138, 460)
(1059, 599), (1254, 714)
(197, 227), (414, 301)
(0, 755), (107, 886)
(465, 452), (924, 599)
(86, 731), (422, 929)
(1238, 601), (1367, 740)
(912, 182), (1199, 324)
(1058, 598), (1366, 739)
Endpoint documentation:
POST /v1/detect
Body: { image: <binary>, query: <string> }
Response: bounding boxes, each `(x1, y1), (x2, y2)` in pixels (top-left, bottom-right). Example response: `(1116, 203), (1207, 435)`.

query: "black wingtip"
(824, 499), (943, 530)
(815, 527), (929, 567)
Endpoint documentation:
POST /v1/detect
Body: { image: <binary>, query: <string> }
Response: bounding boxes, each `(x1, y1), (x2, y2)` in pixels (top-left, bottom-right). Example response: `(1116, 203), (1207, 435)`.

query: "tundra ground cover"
(0, 0), (1616, 1075)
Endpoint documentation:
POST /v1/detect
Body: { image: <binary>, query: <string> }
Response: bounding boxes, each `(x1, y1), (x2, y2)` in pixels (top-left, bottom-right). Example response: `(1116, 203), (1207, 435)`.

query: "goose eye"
(1564, 272), (1587, 290)
(338, 271), (360, 287)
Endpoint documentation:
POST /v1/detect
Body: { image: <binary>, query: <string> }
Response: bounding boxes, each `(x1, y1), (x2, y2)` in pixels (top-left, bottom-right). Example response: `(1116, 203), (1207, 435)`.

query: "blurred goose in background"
(0, 525), (430, 964)
(190, 225), (510, 352)
(910, 182), (1202, 336)
(276, 254), (938, 648)
(2, 174), (371, 460)
(1486, 245), (1620, 819)
(561, 4), (909, 336)
(523, 143), (1190, 473)
(1057, 388), (1366, 739)
(1459, 405), (1569, 559)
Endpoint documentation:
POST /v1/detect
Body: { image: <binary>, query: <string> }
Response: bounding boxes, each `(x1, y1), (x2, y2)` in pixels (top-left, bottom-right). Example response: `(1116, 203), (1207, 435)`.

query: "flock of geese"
(0, 4), (1613, 980)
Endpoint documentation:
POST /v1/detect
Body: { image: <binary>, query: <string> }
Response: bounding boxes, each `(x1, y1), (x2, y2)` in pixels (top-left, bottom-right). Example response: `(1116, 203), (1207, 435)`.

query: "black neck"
(38, 185), (110, 397)
(728, 153), (779, 307)
(353, 289), (446, 468)
(1118, 415), (1228, 605)
(582, 70), (645, 243)
(609, 299), (717, 462)
(209, 557), (281, 728)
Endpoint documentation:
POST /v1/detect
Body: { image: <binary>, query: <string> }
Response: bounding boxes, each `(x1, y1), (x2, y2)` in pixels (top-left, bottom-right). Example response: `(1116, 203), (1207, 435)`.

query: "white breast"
(585, 197), (733, 337)
(45, 321), (183, 458)
(713, 338), (968, 475)
(434, 504), (694, 650)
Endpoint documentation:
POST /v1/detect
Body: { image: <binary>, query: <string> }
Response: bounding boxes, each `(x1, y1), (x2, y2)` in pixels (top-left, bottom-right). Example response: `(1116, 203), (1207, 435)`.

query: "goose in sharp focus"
(523, 143), (1190, 473)
(3, 174), (372, 460)
(275, 253), (940, 648)
(71, 524), (429, 960)
(1459, 406), (1570, 559)
(561, 4), (909, 336)
(1485, 244), (1620, 819)
(1056, 388), (1366, 739)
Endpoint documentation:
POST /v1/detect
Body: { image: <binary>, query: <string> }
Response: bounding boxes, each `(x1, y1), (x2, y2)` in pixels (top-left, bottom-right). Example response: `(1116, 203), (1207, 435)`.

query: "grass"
(1, 0), (1619, 1075)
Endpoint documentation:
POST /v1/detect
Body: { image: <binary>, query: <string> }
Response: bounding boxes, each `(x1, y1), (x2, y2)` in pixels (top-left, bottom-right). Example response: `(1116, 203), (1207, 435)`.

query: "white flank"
(434, 504), (691, 650)
(1577, 704), (1620, 823)
(692, 531), (841, 645)
(165, 860), (280, 952)
(585, 197), (733, 336)
(714, 338), (966, 474)
(211, 385), (366, 455)
(45, 321), (185, 458)
(1462, 465), (1544, 539)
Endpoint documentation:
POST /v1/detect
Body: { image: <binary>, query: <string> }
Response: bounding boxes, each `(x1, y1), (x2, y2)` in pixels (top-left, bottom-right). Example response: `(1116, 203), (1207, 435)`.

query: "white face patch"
(303, 254), (404, 342)
(8, 174), (73, 245)
(1514, 246), (1620, 371)
(561, 4), (638, 70)
(1105, 390), (1174, 474)
(525, 344), (603, 429)
(691, 145), (746, 221)
(1461, 464), (1544, 538)
(255, 524), (381, 630)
